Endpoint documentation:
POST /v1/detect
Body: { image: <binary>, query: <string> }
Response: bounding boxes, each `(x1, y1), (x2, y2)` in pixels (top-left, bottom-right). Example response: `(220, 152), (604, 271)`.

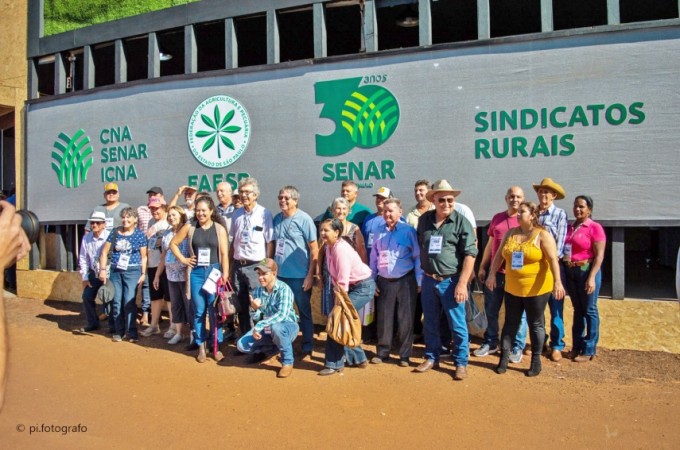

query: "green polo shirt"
(417, 209), (478, 276)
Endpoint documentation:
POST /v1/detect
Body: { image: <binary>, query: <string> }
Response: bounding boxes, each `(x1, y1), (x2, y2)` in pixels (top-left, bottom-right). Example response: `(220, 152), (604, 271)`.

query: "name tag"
(241, 229), (251, 245)
(563, 243), (572, 261)
(511, 251), (524, 270)
(116, 253), (130, 270)
(105, 217), (114, 229)
(275, 239), (286, 258)
(429, 236), (443, 254)
(197, 247), (211, 266)
(378, 250), (389, 269)
(367, 233), (374, 248)
(148, 236), (157, 250)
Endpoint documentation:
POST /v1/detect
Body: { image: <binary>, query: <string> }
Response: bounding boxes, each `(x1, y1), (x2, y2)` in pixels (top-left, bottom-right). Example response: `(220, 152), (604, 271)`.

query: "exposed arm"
(138, 247), (148, 285)
(170, 224), (194, 267)
(477, 238), (493, 283)
(98, 242), (112, 282)
(303, 240), (319, 291)
(454, 255), (475, 303)
(218, 225), (230, 283)
(541, 230), (565, 300)
(586, 240), (606, 294)
(354, 230), (368, 264)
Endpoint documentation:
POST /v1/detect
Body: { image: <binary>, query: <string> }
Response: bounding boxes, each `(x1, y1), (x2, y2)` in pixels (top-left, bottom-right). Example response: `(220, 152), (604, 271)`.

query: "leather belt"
(564, 259), (592, 268)
(235, 259), (258, 266)
(424, 272), (454, 282)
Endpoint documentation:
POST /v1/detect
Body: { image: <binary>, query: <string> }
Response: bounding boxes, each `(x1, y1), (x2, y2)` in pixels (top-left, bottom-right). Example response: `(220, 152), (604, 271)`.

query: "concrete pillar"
(612, 227), (625, 299)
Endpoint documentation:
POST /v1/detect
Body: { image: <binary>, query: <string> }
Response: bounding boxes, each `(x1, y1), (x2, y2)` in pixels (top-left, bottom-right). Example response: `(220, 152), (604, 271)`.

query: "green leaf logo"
(188, 96), (250, 168)
(315, 77), (400, 156)
(51, 129), (94, 188)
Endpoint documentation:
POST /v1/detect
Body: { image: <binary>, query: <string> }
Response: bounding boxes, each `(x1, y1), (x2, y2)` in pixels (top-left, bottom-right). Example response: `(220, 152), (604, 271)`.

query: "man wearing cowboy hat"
(77, 211), (111, 332)
(415, 180), (477, 380)
(533, 177), (568, 362)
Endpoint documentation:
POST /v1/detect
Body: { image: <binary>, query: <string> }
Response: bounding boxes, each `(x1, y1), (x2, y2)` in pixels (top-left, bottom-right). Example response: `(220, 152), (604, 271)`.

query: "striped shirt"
(78, 230), (110, 280)
(538, 203), (568, 258)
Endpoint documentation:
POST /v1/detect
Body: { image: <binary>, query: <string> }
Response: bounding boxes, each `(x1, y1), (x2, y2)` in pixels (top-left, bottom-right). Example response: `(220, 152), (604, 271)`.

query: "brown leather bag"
(326, 286), (362, 348)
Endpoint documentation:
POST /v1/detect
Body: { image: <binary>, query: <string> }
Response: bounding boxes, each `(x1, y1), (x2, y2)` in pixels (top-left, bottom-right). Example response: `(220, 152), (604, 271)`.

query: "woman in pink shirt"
(318, 218), (376, 376)
(564, 195), (606, 362)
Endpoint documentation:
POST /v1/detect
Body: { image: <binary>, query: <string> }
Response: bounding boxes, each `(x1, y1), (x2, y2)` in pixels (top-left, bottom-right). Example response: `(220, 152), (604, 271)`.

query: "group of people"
(77, 176), (606, 380)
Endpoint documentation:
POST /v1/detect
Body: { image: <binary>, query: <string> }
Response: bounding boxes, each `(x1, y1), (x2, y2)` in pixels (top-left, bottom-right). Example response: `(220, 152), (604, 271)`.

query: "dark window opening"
(93, 43), (115, 88)
(376, 4), (419, 51)
(278, 7), (314, 62)
(37, 58), (55, 97)
(124, 35), (148, 82)
(620, 0), (679, 23)
(62, 50), (84, 92)
(158, 28), (185, 76)
(196, 21), (226, 72)
(235, 15), (267, 68)
(490, 0), (541, 38)
(326, 4), (362, 56)
(553, 0), (607, 30)
(432, 0), (478, 45)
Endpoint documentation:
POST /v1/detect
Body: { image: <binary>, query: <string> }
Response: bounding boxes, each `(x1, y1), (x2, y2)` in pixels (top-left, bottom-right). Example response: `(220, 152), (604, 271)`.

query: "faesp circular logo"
(187, 95), (251, 168)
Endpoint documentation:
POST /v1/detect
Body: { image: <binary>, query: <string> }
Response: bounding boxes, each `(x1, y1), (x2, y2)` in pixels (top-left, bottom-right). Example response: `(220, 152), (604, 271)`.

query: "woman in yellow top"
(486, 201), (565, 377)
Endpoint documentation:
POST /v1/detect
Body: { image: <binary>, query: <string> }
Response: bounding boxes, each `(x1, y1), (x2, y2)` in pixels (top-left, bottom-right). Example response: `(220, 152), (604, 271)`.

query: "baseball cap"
(104, 182), (118, 192)
(146, 186), (163, 195)
(89, 211), (106, 222)
(373, 187), (393, 198)
(148, 197), (166, 208)
(185, 186), (197, 193)
(255, 258), (278, 274)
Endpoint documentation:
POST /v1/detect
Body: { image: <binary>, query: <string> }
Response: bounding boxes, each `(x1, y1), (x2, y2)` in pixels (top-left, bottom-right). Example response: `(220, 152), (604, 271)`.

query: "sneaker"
(140, 326), (160, 337)
(473, 344), (498, 357)
(168, 334), (183, 345)
(111, 335), (123, 342)
(509, 348), (523, 364)
(163, 328), (177, 339)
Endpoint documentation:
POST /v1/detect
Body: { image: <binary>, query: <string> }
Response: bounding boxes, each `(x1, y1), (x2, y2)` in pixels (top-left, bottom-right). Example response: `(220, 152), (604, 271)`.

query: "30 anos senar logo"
(315, 77), (400, 157)
(188, 95), (250, 168)
(52, 129), (94, 188)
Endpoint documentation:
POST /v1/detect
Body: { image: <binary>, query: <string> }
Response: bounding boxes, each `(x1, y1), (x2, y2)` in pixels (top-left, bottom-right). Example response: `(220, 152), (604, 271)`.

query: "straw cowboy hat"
(425, 179), (462, 202)
(532, 177), (566, 200)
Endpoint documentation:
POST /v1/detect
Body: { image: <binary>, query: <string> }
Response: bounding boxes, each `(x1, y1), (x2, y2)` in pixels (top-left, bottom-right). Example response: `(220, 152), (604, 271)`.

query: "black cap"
(146, 186), (163, 195)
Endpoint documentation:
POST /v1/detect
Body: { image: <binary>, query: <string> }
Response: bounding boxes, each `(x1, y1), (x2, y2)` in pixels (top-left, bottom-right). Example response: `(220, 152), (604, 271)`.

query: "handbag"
(326, 285), (362, 348)
(214, 278), (238, 324)
(466, 281), (488, 337)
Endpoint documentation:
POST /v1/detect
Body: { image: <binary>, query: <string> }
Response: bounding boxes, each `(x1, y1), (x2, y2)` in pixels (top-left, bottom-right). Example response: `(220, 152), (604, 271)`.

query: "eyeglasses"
(240, 190), (255, 197)
(278, 196), (293, 201)
(437, 197), (455, 204)
(105, 190), (118, 195)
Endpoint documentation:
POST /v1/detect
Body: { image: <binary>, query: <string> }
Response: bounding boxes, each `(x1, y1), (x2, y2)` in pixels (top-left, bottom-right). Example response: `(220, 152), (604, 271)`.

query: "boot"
(495, 351), (509, 374)
(525, 353), (542, 377)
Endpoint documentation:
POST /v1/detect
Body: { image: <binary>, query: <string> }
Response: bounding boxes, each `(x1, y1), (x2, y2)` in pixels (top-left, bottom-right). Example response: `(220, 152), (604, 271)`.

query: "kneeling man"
(237, 258), (299, 378)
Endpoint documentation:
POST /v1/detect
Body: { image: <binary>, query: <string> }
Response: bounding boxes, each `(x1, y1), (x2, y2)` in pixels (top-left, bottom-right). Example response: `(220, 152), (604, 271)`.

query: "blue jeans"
(237, 322), (299, 366)
(422, 275), (469, 366)
(110, 266), (141, 339)
(483, 273), (528, 351)
(324, 278), (375, 370)
(565, 266), (601, 356)
(141, 275), (151, 314)
(280, 277), (313, 353)
(81, 271), (102, 329)
(190, 264), (222, 346)
(548, 263), (567, 350)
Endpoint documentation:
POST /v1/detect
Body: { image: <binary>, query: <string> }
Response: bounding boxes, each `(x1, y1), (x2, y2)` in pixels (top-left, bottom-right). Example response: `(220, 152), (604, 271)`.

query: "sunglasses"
(437, 197), (455, 204)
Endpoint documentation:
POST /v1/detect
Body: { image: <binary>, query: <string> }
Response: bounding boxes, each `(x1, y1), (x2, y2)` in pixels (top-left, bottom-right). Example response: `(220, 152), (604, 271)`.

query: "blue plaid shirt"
(251, 279), (298, 333)
(538, 203), (568, 258)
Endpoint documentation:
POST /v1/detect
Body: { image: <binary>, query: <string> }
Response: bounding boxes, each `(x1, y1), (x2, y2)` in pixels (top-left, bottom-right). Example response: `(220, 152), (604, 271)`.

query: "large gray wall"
(26, 26), (680, 224)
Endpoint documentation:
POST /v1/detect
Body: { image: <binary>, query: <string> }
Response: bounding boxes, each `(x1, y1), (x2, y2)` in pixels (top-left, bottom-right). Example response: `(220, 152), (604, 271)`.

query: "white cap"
(89, 211), (106, 222)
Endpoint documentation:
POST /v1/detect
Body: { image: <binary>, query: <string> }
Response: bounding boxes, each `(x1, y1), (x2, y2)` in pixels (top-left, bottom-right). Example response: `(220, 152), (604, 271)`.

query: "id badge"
(116, 253), (130, 270)
(429, 235), (443, 254)
(275, 239), (286, 258)
(367, 233), (374, 248)
(241, 229), (251, 245)
(148, 236), (157, 250)
(105, 217), (114, 230)
(263, 316), (272, 334)
(563, 243), (572, 261)
(197, 247), (211, 266)
(378, 250), (389, 269)
(511, 251), (524, 270)
(201, 267), (221, 294)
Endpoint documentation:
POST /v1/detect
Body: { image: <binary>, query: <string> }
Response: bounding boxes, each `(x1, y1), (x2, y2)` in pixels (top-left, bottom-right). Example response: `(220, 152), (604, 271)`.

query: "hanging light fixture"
(396, 3), (419, 28)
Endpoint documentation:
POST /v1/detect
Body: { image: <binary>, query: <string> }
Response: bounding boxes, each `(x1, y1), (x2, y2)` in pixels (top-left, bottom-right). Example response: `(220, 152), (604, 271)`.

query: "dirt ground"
(1, 296), (679, 449)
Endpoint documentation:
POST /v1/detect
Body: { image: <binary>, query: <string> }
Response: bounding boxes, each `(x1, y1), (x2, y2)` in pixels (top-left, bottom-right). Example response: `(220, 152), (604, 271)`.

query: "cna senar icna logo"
(52, 129), (94, 188)
(315, 77), (400, 157)
(187, 95), (251, 168)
